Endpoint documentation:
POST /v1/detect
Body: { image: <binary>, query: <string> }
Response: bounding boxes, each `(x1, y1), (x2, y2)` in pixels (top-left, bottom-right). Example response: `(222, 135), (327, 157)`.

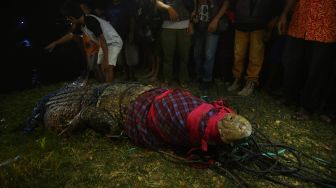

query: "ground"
(0, 79), (335, 188)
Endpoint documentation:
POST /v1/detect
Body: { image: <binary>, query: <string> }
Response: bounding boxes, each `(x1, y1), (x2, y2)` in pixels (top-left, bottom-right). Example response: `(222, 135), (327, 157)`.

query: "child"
(45, 2), (104, 84)
(61, 0), (123, 83)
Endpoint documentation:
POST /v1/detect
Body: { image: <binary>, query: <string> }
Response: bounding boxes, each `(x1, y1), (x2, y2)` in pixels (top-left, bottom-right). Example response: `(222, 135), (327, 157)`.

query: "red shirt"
(287, 0), (336, 43)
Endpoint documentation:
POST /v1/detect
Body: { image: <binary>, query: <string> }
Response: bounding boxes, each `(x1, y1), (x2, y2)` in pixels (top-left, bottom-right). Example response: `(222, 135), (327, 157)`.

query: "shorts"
(97, 45), (122, 66)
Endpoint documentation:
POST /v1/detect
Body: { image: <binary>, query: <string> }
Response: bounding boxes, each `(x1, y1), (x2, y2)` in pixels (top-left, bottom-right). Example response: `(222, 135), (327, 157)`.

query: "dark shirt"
(230, 0), (284, 32)
(104, 0), (136, 39)
(84, 16), (103, 37)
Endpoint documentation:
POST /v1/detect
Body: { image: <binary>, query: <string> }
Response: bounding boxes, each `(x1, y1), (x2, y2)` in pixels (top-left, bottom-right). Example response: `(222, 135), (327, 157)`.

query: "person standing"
(278, 0), (336, 119)
(156, 0), (193, 86)
(192, 0), (229, 90)
(60, 0), (123, 83)
(227, 0), (279, 96)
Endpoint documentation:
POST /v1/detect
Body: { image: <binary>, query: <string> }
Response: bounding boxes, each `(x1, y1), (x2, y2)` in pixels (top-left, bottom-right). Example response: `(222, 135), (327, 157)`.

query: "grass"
(0, 78), (335, 188)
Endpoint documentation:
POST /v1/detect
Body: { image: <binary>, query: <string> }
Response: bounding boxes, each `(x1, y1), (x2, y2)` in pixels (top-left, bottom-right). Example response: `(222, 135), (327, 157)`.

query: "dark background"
(3, 0), (85, 92)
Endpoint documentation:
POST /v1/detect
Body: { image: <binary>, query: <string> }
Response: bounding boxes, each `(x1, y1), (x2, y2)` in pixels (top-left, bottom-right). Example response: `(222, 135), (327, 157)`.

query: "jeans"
(193, 29), (220, 82)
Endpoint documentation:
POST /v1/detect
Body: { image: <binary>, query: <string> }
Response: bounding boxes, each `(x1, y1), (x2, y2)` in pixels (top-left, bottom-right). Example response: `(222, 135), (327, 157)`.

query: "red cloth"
(124, 89), (235, 151)
(287, 0), (336, 43)
(187, 101), (234, 151)
(186, 103), (214, 145)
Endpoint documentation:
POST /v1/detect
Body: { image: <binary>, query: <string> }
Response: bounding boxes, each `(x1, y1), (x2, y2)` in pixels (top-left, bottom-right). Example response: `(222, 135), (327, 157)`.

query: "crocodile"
(26, 82), (252, 149)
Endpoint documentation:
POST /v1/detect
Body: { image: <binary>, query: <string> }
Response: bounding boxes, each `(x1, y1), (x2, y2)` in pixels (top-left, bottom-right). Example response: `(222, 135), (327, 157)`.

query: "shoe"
(228, 79), (241, 92)
(237, 81), (255, 96)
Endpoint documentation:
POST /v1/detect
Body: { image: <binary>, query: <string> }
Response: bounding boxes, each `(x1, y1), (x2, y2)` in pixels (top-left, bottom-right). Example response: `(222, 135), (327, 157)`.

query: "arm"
(45, 22), (78, 52)
(190, 0), (197, 22)
(208, 0), (229, 33)
(85, 15), (107, 66)
(156, 0), (179, 21)
(45, 33), (75, 52)
(99, 34), (109, 69)
(278, 0), (297, 34)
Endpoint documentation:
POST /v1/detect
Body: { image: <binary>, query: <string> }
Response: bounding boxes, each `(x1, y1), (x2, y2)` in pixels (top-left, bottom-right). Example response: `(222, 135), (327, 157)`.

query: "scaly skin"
(30, 82), (251, 143)
(42, 83), (153, 135)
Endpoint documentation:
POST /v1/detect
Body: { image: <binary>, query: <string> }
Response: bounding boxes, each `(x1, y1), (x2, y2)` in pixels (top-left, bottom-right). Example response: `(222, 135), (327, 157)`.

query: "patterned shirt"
(287, 0), (336, 43)
(124, 88), (216, 149)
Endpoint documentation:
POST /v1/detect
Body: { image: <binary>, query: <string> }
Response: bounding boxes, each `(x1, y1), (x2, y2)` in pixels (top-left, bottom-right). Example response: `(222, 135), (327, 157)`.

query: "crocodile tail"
(23, 92), (58, 133)
(23, 83), (89, 133)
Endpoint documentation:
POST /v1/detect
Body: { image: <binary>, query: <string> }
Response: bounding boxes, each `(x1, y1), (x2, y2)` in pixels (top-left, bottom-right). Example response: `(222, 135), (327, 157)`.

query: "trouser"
(161, 28), (191, 83)
(232, 29), (265, 83)
(193, 29), (220, 82)
(282, 36), (336, 112)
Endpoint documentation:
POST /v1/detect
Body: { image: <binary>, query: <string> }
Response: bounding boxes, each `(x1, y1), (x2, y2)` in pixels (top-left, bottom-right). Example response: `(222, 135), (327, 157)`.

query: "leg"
(237, 30), (265, 96)
(282, 36), (305, 103)
(119, 47), (130, 81)
(144, 55), (155, 78)
(150, 31), (163, 82)
(149, 55), (161, 82)
(228, 30), (249, 92)
(300, 41), (336, 112)
(176, 29), (192, 83)
(232, 30), (249, 79)
(203, 32), (220, 82)
(246, 30), (265, 83)
(104, 65), (114, 83)
(106, 45), (122, 82)
(161, 28), (177, 83)
(60, 107), (122, 136)
(193, 29), (206, 81)
(83, 107), (122, 135)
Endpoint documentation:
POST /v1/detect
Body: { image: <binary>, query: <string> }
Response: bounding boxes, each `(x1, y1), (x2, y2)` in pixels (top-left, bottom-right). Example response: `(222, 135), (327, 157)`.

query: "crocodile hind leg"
(58, 113), (83, 136)
(60, 106), (122, 136)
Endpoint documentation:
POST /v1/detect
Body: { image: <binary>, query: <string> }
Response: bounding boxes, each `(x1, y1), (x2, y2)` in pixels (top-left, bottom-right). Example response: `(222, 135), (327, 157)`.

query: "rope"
(158, 130), (336, 187)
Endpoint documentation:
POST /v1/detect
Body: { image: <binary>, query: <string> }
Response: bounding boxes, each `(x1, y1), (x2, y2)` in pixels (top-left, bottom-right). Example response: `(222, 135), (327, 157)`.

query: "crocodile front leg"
(59, 106), (122, 136)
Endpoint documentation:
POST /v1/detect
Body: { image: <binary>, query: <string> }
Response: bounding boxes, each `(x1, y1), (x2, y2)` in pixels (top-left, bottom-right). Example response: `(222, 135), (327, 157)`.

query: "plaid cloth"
(124, 88), (217, 149)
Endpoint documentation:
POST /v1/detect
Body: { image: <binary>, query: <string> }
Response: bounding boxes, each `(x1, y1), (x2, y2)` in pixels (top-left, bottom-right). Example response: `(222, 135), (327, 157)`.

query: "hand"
(208, 18), (219, 33)
(67, 16), (78, 25)
(167, 6), (179, 21)
(45, 42), (57, 52)
(187, 22), (193, 35)
(278, 15), (287, 35)
(191, 10), (197, 22)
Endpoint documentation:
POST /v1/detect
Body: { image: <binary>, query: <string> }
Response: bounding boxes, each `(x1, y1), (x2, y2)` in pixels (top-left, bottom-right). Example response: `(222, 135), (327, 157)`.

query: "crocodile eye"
(225, 114), (234, 120)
